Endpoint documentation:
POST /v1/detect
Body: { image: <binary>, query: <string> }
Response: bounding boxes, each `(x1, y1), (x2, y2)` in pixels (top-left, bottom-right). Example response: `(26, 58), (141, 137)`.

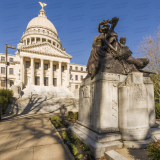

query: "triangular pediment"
(21, 42), (72, 59)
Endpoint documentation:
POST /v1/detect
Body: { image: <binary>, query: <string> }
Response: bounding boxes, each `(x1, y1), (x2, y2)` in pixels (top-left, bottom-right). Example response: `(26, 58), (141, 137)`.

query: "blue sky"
(0, 0), (160, 65)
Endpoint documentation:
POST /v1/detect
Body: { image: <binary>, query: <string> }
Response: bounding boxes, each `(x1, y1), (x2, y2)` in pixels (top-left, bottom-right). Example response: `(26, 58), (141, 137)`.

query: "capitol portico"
(0, 7), (87, 92)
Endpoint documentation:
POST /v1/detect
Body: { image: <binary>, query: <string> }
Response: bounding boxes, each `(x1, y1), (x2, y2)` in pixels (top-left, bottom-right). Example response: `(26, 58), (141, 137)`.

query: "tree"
(136, 27), (160, 102)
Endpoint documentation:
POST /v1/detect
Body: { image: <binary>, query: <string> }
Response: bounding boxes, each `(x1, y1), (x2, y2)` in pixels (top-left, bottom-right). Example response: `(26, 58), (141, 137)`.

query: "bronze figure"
(86, 17), (149, 79)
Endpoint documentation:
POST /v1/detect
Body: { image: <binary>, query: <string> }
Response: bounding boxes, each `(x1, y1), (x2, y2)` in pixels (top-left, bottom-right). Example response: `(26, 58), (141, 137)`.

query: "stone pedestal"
(11, 85), (21, 98)
(71, 72), (160, 158)
(77, 73), (126, 133)
(143, 77), (159, 128)
(71, 73), (126, 158)
(119, 72), (150, 141)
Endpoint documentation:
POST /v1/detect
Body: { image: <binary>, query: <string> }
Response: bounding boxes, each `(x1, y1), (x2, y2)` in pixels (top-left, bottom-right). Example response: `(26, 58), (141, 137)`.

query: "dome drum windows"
(31, 38), (35, 44)
(42, 38), (46, 42)
(27, 38), (30, 45)
(36, 38), (40, 43)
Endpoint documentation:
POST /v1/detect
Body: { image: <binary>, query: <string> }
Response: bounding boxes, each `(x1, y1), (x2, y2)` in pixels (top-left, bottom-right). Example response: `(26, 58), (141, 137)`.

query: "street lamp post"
(5, 44), (16, 89)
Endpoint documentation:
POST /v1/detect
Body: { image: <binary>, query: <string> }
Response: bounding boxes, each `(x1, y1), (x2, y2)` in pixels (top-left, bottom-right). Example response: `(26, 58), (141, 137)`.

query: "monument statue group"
(70, 17), (160, 158)
(87, 17), (149, 79)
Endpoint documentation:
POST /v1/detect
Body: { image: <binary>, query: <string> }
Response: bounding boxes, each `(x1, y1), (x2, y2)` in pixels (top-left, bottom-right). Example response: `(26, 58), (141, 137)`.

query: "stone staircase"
(7, 85), (79, 115)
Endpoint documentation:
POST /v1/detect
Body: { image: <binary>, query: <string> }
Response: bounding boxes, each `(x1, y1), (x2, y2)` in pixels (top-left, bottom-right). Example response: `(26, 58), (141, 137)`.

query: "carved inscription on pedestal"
(133, 85), (146, 102)
(84, 86), (90, 98)
(132, 72), (143, 84)
(127, 108), (148, 127)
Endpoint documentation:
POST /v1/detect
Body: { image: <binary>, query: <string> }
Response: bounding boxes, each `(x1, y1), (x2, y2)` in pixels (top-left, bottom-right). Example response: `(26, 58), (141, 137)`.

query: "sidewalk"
(0, 113), (70, 160)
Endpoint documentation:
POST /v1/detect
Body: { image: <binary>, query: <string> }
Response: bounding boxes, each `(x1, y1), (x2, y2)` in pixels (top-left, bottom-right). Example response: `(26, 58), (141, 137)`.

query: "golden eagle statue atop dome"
(39, 2), (47, 10)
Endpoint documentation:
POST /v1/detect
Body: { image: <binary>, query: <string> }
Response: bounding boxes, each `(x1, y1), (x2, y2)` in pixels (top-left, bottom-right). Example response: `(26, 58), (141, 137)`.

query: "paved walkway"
(0, 113), (70, 160)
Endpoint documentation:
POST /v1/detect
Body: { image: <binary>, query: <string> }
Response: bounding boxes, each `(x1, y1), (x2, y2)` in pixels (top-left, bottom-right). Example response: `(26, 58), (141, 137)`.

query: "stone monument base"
(70, 125), (123, 158)
(75, 72), (160, 158)
(123, 128), (160, 148)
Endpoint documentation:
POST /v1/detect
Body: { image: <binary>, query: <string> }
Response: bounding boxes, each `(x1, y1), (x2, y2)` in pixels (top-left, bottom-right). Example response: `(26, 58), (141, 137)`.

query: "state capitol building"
(0, 8), (87, 92)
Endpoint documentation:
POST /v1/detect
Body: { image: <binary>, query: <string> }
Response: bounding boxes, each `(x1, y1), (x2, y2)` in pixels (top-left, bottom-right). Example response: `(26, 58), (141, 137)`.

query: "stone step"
(150, 127), (160, 135)
(74, 123), (121, 143)
(105, 150), (129, 160)
(123, 139), (151, 149)
(69, 126), (123, 158)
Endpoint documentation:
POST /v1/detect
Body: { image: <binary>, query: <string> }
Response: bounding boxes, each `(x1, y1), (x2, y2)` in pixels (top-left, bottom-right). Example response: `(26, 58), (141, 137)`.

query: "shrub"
(76, 154), (83, 159)
(146, 139), (160, 160)
(74, 112), (78, 120)
(155, 103), (160, 119)
(51, 116), (63, 128)
(67, 111), (75, 119)
(67, 111), (78, 120)
(0, 89), (13, 114)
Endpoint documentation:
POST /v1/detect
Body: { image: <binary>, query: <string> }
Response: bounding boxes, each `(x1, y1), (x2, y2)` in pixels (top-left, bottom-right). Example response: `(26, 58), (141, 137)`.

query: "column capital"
(59, 61), (62, 64)
(30, 57), (34, 60)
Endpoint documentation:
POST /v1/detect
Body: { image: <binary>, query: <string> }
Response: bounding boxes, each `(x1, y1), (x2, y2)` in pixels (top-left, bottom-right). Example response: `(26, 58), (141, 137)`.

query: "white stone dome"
(26, 9), (57, 35)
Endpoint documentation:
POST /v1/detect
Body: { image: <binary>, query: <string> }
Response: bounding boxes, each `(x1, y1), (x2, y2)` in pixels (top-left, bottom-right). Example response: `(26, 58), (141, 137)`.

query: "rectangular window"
(62, 66), (64, 72)
(35, 63), (39, 69)
(75, 85), (78, 89)
(81, 76), (83, 80)
(44, 64), (48, 70)
(1, 80), (5, 87)
(10, 58), (13, 62)
(53, 65), (56, 71)
(1, 57), (5, 61)
(44, 77), (48, 86)
(35, 77), (40, 85)
(53, 78), (57, 87)
(86, 68), (87, 71)
(70, 66), (72, 70)
(75, 75), (78, 80)
(81, 67), (83, 71)
(1, 67), (5, 73)
(75, 67), (78, 70)
(10, 80), (14, 87)
(9, 68), (13, 74)
(26, 61), (30, 68)
(70, 74), (72, 80)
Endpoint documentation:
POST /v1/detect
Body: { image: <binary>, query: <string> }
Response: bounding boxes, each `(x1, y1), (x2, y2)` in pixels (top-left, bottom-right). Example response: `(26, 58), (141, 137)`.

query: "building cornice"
(20, 42), (72, 59)
(70, 70), (87, 73)
(0, 61), (20, 65)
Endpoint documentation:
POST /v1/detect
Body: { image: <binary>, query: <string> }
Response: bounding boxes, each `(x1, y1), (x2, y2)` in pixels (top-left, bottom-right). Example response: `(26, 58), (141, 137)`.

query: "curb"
(50, 120), (75, 160)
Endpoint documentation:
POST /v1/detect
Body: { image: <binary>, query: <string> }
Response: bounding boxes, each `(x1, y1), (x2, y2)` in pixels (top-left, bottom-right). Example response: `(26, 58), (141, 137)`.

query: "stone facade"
(0, 9), (87, 94)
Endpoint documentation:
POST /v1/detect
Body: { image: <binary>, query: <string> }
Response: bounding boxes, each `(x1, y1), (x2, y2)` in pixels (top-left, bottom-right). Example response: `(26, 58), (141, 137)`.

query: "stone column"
(66, 63), (70, 87)
(49, 60), (53, 86)
(58, 61), (62, 87)
(40, 38), (42, 43)
(40, 59), (44, 86)
(30, 57), (34, 85)
(30, 37), (31, 45)
(20, 56), (24, 82)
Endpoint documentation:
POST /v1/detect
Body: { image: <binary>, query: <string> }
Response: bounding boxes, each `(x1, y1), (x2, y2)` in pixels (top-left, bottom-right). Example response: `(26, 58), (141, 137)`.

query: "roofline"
(70, 63), (87, 67)
(0, 53), (16, 56)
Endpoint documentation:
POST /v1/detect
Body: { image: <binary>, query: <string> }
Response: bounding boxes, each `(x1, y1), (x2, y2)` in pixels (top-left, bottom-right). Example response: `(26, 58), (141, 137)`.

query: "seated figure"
(119, 37), (149, 70)
(86, 17), (150, 79)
